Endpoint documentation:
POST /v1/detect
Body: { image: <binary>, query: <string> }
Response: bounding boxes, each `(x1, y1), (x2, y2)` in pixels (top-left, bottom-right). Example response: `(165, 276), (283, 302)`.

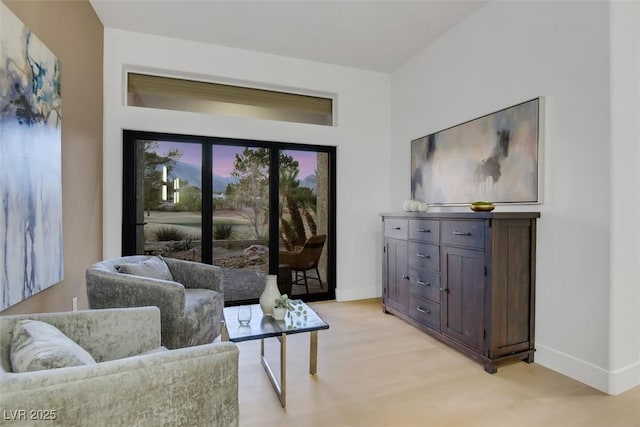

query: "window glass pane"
(127, 73), (333, 126)
(213, 146), (270, 304)
(278, 150), (329, 296)
(137, 141), (203, 262)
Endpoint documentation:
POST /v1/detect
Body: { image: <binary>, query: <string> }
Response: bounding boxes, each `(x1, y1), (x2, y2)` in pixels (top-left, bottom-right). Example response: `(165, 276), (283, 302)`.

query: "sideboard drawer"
(408, 219), (440, 243)
(407, 241), (440, 271)
(409, 267), (440, 302)
(409, 294), (440, 331)
(384, 218), (408, 240)
(442, 220), (485, 248)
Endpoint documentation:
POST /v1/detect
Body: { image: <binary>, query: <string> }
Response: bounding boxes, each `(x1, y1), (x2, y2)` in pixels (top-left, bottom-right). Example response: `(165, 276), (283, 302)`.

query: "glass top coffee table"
(222, 301), (329, 408)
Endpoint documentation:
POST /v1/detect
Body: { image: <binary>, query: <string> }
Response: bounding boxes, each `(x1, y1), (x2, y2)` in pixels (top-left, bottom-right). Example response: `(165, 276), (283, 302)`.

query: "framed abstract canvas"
(0, 4), (63, 309)
(411, 98), (543, 205)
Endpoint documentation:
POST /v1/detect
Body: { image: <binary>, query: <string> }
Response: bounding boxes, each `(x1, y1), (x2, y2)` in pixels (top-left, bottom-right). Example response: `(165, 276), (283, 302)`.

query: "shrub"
(155, 227), (185, 241)
(174, 234), (197, 251)
(213, 223), (234, 240)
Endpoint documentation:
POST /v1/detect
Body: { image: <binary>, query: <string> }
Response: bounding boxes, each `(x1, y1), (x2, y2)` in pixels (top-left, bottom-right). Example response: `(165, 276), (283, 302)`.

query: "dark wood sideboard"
(381, 211), (540, 373)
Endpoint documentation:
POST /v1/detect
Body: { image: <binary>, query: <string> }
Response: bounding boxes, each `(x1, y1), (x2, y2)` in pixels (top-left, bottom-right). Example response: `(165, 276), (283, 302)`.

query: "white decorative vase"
(272, 307), (287, 321)
(259, 275), (281, 316)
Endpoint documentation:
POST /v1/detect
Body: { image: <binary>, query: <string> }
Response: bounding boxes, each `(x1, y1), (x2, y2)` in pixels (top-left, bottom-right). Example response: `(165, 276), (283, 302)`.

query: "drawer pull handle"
(417, 306), (431, 315)
(452, 230), (472, 236)
(416, 253), (430, 259)
(392, 226), (402, 230)
(402, 274), (410, 280)
(416, 228), (431, 233)
(440, 287), (449, 293)
(416, 280), (431, 287)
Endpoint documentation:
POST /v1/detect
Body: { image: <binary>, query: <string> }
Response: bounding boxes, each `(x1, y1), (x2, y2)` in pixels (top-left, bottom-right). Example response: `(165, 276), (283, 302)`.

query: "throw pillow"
(10, 320), (97, 372)
(116, 255), (174, 281)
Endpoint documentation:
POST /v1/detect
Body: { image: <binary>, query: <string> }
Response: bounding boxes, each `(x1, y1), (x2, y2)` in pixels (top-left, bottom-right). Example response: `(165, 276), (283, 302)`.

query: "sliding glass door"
(211, 145), (271, 302)
(122, 131), (335, 304)
(278, 149), (329, 295)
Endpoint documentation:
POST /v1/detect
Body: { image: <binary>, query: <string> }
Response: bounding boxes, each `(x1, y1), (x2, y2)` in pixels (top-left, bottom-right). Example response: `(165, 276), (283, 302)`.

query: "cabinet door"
(489, 219), (535, 357)
(441, 246), (485, 351)
(385, 238), (409, 314)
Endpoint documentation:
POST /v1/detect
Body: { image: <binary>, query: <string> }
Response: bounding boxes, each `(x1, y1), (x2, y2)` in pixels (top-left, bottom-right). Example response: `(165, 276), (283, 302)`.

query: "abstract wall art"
(411, 98), (543, 205)
(0, 4), (63, 310)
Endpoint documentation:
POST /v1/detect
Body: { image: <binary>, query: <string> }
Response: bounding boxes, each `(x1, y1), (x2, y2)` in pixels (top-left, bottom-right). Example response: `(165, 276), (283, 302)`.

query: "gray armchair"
(0, 307), (239, 426)
(86, 255), (224, 349)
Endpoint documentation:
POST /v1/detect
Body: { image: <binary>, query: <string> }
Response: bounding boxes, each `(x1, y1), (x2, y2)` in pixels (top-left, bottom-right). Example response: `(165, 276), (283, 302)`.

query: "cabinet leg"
(484, 362), (497, 374)
(525, 352), (535, 364)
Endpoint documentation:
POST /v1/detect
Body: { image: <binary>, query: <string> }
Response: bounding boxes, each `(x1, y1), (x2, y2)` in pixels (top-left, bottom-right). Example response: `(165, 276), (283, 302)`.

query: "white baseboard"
(536, 343), (640, 395)
(609, 360), (640, 395)
(335, 287), (380, 302)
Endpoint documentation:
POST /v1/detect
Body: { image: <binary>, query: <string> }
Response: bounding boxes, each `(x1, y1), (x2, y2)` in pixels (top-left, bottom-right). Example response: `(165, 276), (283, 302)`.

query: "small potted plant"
(272, 294), (293, 320)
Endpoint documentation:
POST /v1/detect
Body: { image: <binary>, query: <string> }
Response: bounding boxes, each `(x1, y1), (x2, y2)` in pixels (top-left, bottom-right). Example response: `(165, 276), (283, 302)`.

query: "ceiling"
(89, 0), (486, 73)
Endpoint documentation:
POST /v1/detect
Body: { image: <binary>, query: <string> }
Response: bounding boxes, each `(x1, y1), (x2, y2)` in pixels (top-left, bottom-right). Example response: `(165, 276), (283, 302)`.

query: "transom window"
(127, 73), (333, 126)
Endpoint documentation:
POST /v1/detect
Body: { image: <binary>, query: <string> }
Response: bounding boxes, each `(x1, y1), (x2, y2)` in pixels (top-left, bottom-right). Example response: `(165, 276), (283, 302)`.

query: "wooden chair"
(279, 235), (326, 293)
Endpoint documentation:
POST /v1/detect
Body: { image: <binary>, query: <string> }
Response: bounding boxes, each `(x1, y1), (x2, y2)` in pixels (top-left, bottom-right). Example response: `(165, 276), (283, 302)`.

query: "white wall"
(102, 28), (391, 301)
(391, 0), (638, 394)
(609, 0), (640, 394)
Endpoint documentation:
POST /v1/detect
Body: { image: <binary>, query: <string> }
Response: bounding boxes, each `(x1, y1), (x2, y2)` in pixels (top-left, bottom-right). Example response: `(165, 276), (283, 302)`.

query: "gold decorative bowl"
(470, 202), (495, 212)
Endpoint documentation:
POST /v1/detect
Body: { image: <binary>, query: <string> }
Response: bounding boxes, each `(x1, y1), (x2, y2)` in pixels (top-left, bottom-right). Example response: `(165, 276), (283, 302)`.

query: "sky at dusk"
(157, 142), (318, 177)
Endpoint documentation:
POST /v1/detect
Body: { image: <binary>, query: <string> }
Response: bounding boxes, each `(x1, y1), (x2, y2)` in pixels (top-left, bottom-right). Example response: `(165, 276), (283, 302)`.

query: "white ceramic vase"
(259, 275), (281, 316)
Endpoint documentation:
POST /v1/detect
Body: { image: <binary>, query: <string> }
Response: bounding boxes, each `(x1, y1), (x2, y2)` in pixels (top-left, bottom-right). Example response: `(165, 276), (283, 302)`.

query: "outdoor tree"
(143, 141), (181, 215)
(278, 154), (300, 201)
(279, 161), (317, 250)
(228, 148), (271, 240)
(228, 148), (308, 241)
(176, 185), (202, 211)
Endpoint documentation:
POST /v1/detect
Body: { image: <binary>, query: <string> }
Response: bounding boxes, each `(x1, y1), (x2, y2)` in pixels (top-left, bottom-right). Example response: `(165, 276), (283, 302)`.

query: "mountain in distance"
(168, 162), (200, 188)
(213, 175), (238, 193)
(300, 174), (317, 192)
(168, 162), (316, 193)
(168, 162), (238, 193)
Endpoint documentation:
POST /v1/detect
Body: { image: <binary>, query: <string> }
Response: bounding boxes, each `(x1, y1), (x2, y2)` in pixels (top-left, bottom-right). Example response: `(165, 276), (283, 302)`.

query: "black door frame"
(122, 130), (337, 302)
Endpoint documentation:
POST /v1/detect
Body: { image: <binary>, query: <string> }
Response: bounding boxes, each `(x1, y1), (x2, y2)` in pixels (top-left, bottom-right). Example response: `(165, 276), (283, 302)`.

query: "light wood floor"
(236, 299), (640, 427)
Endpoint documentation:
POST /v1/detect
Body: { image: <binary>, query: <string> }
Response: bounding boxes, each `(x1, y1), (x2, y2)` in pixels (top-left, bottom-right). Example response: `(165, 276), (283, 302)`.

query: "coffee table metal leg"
(280, 334), (286, 406)
(260, 333), (287, 408)
(310, 330), (318, 375)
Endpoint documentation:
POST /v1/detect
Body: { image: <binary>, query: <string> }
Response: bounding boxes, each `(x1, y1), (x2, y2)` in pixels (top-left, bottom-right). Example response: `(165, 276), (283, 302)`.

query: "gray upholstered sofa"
(0, 307), (239, 426)
(86, 255), (224, 349)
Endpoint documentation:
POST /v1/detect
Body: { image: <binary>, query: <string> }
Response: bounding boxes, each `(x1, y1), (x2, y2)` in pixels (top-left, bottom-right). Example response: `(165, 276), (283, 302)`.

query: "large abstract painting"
(411, 98), (542, 205)
(0, 4), (63, 310)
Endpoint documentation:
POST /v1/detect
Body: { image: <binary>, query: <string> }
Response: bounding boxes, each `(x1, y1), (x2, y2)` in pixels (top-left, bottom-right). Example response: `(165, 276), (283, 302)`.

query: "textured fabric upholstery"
(116, 255), (174, 281)
(10, 320), (96, 372)
(86, 256), (224, 349)
(0, 307), (239, 427)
